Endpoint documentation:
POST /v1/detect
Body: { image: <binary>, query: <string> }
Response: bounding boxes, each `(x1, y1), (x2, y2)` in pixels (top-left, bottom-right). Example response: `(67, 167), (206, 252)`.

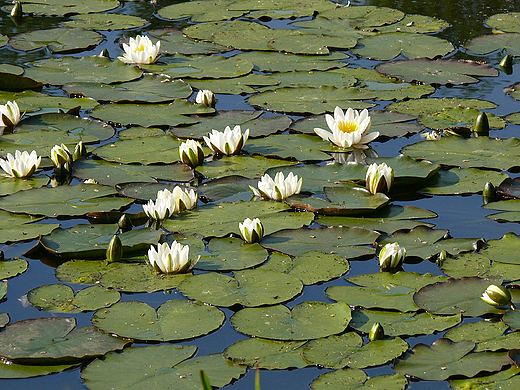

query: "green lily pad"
(267, 31), (356, 55)
(61, 13), (147, 30)
(163, 200), (313, 238)
(486, 13), (520, 33)
(0, 184), (133, 217)
(376, 58), (498, 85)
(258, 251), (350, 285)
(0, 257), (28, 279)
(0, 318), (129, 364)
(196, 175), (258, 202)
(24, 56), (143, 86)
(0, 209), (58, 244)
(223, 338), (309, 369)
(394, 338), (510, 381)
(9, 28), (103, 54)
(231, 301), (351, 341)
(82, 346), (246, 390)
(115, 182), (200, 201)
(445, 320), (520, 352)
(389, 96), (496, 116)
(0, 174), (49, 196)
(440, 252), (520, 282)
(421, 168), (508, 195)
(158, 0), (246, 22)
(178, 269), (303, 307)
(183, 76), (259, 94)
(0, 35), (7, 47)
(229, 0), (337, 18)
(0, 282), (6, 300)
(149, 28), (227, 55)
(479, 233), (520, 265)
(0, 361), (78, 379)
(303, 335), (409, 369)
(349, 308), (461, 337)
(503, 309), (520, 331)
(450, 366), (520, 390)
(92, 300), (225, 341)
(319, 5), (405, 27)
(377, 14), (450, 33)
(465, 33), (520, 56)
(348, 271), (448, 289)
(63, 76), (192, 103)
(413, 275), (508, 316)
(0, 70), (43, 92)
(27, 284), (120, 313)
(118, 126), (165, 140)
(257, 70), (357, 91)
(311, 369), (408, 390)
(15, 0), (119, 16)
(261, 226), (378, 259)
(0, 90), (98, 113)
(72, 158), (194, 187)
(352, 33), (454, 60)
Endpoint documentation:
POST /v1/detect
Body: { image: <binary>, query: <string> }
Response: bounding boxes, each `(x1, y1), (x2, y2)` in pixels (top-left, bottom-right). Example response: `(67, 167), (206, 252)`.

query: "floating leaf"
(486, 12), (520, 33)
(479, 233), (520, 265)
(440, 252), (520, 282)
(319, 5), (405, 28)
(0, 257), (28, 279)
(92, 300), (225, 341)
(465, 33), (520, 56)
(0, 209), (58, 244)
(229, 0), (337, 18)
(312, 369), (408, 390)
(195, 237), (268, 271)
(158, 0), (246, 22)
(450, 366), (520, 390)
(327, 285), (419, 312)
(231, 301), (351, 340)
(61, 13), (147, 30)
(420, 168), (508, 195)
(267, 31), (356, 55)
(444, 320), (520, 352)
(0, 70), (42, 92)
(0, 360), (78, 379)
(149, 28), (228, 55)
(9, 28), (103, 54)
(347, 271), (448, 290)
(14, 0), (119, 16)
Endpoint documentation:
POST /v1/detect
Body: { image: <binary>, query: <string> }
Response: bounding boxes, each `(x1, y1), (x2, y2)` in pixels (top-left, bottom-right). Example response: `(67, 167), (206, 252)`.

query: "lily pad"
(9, 28), (103, 54)
(420, 168), (508, 195)
(319, 5), (405, 28)
(440, 252), (520, 282)
(486, 13), (520, 33)
(61, 13), (147, 30)
(229, 0), (337, 18)
(92, 300), (225, 341)
(445, 320), (520, 352)
(465, 33), (520, 56)
(230, 301), (351, 341)
(450, 366), (520, 390)
(479, 233), (520, 265)
(267, 31), (356, 55)
(311, 369), (408, 390)
(178, 269), (303, 307)
(149, 28), (228, 55)
(195, 237), (268, 271)
(0, 210), (58, 243)
(0, 257), (28, 279)
(27, 284), (120, 313)
(327, 285), (419, 312)
(0, 71), (43, 92)
(15, 0), (119, 16)
(158, 0), (247, 22)
(0, 361), (78, 379)
(257, 70), (357, 91)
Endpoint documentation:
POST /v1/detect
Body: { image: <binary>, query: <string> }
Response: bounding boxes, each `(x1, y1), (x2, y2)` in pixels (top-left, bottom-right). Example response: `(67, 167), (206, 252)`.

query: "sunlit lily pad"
(0, 257), (28, 279)
(267, 31), (356, 55)
(15, 0), (119, 16)
(92, 300), (225, 341)
(0, 282), (6, 300)
(312, 369), (408, 390)
(194, 237), (267, 271)
(231, 301), (351, 340)
(0, 318), (129, 364)
(450, 366), (520, 390)
(261, 226), (378, 259)
(445, 320), (520, 352)
(229, 0), (337, 18)
(486, 13), (520, 32)
(118, 127), (165, 140)
(0, 90), (98, 113)
(394, 338), (510, 380)
(303, 335), (409, 369)
(149, 29), (228, 55)
(224, 338), (308, 369)
(465, 33), (520, 56)
(63, 76), (192, 103)
(82, 346), (246, 390)
(27, 284), (120, 313)
(348, 271), (447, 289)
(319, 5), (405, 28)
(9, 28), (103, 54)
(158, 0), (246, 22)
(376, 58), (498, 85)
(0, 174), (49, 197)
(440, 252), (520, 282)
(377, 14), (450, 33)
(0, 209), (58, 244)
(257, 70), (357, 91)
(183, 76), (259, 94)
(196, 175), (258, 202)
(420, 168), (508, 195)
(61, 13), (147, 30)
(478, 233), (520, 265)
(115, 182), (200, 201)
(349, 308), (461, 337)
(178, 269), (303, 307)
(0, 361), (78, 379)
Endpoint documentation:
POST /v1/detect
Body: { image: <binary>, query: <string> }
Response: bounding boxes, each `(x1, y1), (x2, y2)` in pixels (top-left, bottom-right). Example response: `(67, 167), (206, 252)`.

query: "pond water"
(2, 0), (520, 389)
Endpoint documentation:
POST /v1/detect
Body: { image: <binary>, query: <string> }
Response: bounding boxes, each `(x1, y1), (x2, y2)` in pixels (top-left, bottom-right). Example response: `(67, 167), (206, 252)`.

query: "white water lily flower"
(148, 241), (200, 274)
(0, 150), (41, 178)
(481, 284), (513, 308)
(195, 89), (216, 107)
(314, 106), (379, 149)
(378, 242), (406, 270)
(50, 144), (72, 166)
(171, 186), (198, 211)
(118, 35), (160, 64)
(239, 218), (264, 244)
(366, 162), (394, 194)
(142, 196), (178, 221)
(203, 125), (249, 155)
(421, 131), (441, 141)
(0, 100), (21, 128)
(179, 139), (204, 168)
(250, 171), (302, 201)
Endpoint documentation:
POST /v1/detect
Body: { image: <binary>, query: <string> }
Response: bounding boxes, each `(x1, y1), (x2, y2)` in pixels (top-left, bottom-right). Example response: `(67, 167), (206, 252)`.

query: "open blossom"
(0, 150), (41, 178)
(143, 196), (178, 221)
(379, 242), (406, 270)
(366, 162), (393, 194)
(239, 218), (264, 243)
(118, 35), (160, 64)
(0, 100), (21, 128)
(148, 241), (199, 274)
(250, 171), (302, 201)
(203, 125), (249, 155)
(195, 89), (216, 107)
(314, 106), (379, 149)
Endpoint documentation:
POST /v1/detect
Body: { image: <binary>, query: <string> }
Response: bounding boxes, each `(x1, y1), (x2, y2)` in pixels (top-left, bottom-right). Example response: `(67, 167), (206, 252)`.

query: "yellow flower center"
(136, 45), (146, 52)
(338, 120), (359, 133)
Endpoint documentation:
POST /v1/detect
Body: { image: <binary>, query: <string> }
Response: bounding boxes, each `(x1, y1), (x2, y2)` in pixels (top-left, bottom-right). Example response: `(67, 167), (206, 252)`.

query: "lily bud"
(499, 54), (513, 75)
(239, 218), (264, 244)
(179, 139), (204, 168)
(0, 250), (4, 261)
(369, 322), (384, 341)
(366, 162), (393, 195)
(483, 182), (498, 205)
(481, 284), (514, 309)
(10, 1), (22, 18)
(73, 141), (87, 161)
(118, 214), (133, 232)
(379, 242), (406, 270)
(473, 112), (489, 137)
(50, 144), (73, 174)
(98, 48), (110, 58)
(106, 235), (123, 263)
(195, 90), (216, 107)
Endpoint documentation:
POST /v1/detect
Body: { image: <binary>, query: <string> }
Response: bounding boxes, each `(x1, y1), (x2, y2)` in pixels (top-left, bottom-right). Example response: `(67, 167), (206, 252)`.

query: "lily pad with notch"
(195, 237), (268, 271)
(420, 167), (509, 195)
(11, 0), (119, 16)
(440, 252), (520, 282)
(0, 210), (58, 244)
(450, 366), (520, 390)
(445, 320), (520, 352)
(0, 257), (28, 280)
(158, 0), (247, 22)
(9, 28), (103, 54)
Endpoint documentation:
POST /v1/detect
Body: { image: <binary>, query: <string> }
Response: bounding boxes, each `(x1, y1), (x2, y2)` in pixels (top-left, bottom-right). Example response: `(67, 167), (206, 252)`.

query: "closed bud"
(483, 182), (497, 205)
(239, 218), (264, 244)
(379, 242), (406, 270)
(366, 163), (393, 195)
(481, 284), (513, 309)
(118, 214), (133, 232)
(98, 48), (110, 58)
(179, 139), (204, 168)
(73, 141), (87, 160)
(0, 250), (4, 261)
(50, 144), (73, 173)
(499, 54), (513, 75)
(10, 1), (22, 18)
(195, 90), (216, 107)
(369, 322), (384, 341)
(473, 112), (489, 137)
(106, 235), (123, 263)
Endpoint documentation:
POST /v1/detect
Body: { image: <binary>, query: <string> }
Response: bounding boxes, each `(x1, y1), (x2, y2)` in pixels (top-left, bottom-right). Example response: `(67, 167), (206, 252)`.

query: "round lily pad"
(0, 257), (28, 279)
(450, 366), (520, 390)
(312, 369), (408, 390)
(158, 0), (247, 22)
(465, 33), (520, 56)
(420, 168), (509, 195)
(444, 320), (520, 352)
(61, 13), (148, 30)
(195, 237), (268, 271)
(149, 28), (228, 55)
(9, 28), (103, 54)
(0, 210), (58, 244)
(16, 0), (119, 16)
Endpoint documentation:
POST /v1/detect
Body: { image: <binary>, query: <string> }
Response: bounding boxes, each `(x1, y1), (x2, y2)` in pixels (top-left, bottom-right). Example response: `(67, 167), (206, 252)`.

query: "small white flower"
(117, 35), (161, 65)
(250, 171), (302, 201)
(84, 179), (97, 184)
(421, 131), (441, 141)
(143, 196), (178, 221)
(366, 162), (394, 195)
(239, 218), (264, 244)
(379, 242), (406, 270)
(179, 139), (204, 168)
(0, 150), (41, 178)
(148, 241), (199, 274)
(0, 100), (21, 128)
(171, 186), (198, 211)
(203, 125), (249, 155)
(314, 106), (379, 149)
(195, 90), (216, 107)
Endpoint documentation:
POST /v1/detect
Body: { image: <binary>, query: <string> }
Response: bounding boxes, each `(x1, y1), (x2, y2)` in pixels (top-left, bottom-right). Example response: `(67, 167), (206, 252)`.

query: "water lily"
(118, 35), (161, 64)
(203, 125), (249, 155)
(170, 186), (198, 211)
(148, 241), (199, 274)
(0, 100), (21, 129)
(50, 144), (73, 174)
(196, 89), (216, 107)
(106, 235), (123, 263)
(366, 162), (393, 195)
(142, 195), (178, 221)
(314, 106), (379, 149)
(250, 171), (302, 201)
(369, 322), (384, 341)
(420, 131), (441, 141)
(379, 242), (406, 270)
(179, 139), (204, 168)
(481, 284), (515, 309)
(239, 218), (264, 244)
(0, 150), (41, 178)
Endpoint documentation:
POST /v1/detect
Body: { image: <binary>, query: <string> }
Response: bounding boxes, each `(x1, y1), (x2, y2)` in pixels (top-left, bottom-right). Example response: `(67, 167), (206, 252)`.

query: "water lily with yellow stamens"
(0, 150), (41, 178)
(118, 35), (160, 65)
(314, 106), (379, 149)
(148, 241), (199, 274)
